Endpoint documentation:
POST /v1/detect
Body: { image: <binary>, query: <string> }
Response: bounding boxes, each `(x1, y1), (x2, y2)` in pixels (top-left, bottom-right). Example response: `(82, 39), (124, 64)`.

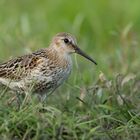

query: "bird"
(0, 32), (97, 103)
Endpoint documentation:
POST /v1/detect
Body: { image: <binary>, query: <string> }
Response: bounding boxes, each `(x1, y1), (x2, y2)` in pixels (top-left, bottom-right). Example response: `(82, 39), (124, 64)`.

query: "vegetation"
(0, 0), (140, 139)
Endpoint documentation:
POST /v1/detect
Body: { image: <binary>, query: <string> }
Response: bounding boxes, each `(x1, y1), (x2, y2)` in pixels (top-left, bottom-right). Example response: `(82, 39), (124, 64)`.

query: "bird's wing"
(0, 50), (46, 80)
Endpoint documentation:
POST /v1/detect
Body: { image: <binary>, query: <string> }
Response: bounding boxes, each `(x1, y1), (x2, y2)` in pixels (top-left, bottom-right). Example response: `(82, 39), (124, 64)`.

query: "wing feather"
(0, 50), (47, 80)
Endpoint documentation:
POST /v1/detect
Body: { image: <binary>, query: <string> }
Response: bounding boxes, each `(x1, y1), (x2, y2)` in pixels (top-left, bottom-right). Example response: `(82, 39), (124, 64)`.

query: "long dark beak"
(74, 45), (97, 65)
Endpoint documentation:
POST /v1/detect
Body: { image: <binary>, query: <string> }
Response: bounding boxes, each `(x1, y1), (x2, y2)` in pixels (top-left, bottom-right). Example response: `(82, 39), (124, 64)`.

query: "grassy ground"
(0, 0), (140, 139)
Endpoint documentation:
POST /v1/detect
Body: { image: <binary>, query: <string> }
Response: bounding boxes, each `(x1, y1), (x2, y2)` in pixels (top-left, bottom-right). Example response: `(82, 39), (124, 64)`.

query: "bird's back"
(0, 48), (72, 94)
(0, 49), (47, 80)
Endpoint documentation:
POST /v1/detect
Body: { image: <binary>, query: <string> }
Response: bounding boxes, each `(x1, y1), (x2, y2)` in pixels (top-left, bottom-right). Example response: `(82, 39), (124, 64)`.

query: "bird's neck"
(46, 47), (72, 69)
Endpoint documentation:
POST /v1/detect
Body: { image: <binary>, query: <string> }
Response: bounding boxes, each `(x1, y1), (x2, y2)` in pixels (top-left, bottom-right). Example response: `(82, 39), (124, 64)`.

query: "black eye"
(64, 38), (69, 44)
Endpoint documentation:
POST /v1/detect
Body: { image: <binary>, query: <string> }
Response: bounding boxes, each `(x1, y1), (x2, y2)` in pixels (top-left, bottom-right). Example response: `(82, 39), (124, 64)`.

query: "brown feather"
(0, 51), (46, 80)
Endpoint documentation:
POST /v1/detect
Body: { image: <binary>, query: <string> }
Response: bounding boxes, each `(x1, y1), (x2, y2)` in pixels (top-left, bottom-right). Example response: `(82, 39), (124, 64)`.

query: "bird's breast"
(29, 56), (72, 93)
(54, 61), (72, 86)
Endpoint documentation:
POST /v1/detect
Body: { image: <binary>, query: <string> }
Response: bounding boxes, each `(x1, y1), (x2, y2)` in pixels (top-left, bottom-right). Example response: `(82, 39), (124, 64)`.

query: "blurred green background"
(1, 0), (140, 139)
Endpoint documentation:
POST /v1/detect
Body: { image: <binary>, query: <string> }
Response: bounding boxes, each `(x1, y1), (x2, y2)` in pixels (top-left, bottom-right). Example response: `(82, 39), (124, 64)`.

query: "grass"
(0, 0), (140, 139)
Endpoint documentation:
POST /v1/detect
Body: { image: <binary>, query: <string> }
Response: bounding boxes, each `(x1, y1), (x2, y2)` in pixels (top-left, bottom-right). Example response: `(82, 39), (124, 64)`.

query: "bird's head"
(50, 32), (97, 65)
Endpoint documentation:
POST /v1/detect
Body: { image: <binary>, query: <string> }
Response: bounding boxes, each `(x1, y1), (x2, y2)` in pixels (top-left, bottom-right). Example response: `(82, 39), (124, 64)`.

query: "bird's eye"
(64, 38), (69, 44)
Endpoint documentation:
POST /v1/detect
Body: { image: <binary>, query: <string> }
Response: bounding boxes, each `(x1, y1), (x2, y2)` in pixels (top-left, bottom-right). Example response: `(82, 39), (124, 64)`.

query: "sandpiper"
(0, 32), (97, 102)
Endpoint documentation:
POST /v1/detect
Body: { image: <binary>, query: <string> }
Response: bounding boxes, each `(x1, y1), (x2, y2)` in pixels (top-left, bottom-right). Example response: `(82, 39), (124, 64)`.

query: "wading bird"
(0, 32), (97, 103)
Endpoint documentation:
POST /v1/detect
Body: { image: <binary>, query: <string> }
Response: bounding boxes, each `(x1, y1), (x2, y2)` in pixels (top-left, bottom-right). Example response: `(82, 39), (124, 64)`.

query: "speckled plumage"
(0, 32), (97, 100)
